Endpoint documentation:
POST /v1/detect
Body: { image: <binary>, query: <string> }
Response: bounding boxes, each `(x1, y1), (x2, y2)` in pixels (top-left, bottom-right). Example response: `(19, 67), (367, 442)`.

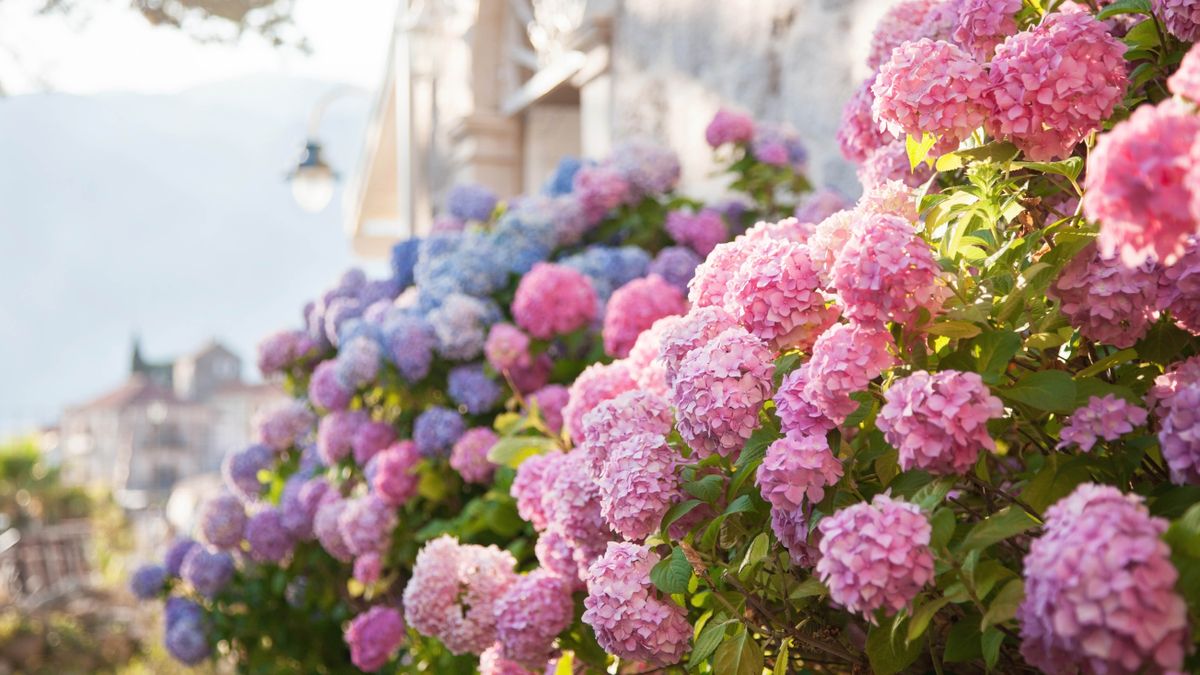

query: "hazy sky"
(0, 0), (400, 437)
(0, 0), (397, 95)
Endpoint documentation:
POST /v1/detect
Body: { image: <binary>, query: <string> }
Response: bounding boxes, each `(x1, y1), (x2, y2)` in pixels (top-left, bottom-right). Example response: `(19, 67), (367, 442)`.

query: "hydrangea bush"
(132, 2), (1200, 672)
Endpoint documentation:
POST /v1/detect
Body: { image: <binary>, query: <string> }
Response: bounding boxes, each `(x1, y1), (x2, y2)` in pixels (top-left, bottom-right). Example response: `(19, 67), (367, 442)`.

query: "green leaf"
(683, 474), (725, 503)
(1012, 157), (1084, 182)
(774, 639), (791, 675)
(972, 331), (1021, 383)
(1076, 348), (1138, 379)
(487, 436), (558, 468)
(935, 141), (1019, 172)
(999, 370), (1077, 413)
(944, 620), (983, 663)
(1136, 320), (1194, 365)
(1021, 455), (1092, 513)
(982, 628), (1005, 671)
(908, 597), (950, 643)
(789, 577), (827, 600)
(982, 579), (1025, 630)
(1097, 0), (1151, 20)
(912, 476), (957, 510)
(740, 533), (771, 574)
(649, 546), (692, 595)
(907, 132), (940, 170)
(660, 499), (703, 536)
(960, 506), (1039, 552)
(688, 618), (730, 669)
(927, 320), (983, 339)
(723, 494), (755, 516)
(930, 508), (957, 550)
(713, 627), (764, 675)
(553, 652), (574, 675)
(867, 617), (924, 675)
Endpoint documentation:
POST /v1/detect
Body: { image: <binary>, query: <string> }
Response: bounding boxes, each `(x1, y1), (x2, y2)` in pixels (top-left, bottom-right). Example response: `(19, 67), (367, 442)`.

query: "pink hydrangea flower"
(245, 507), (293, 563)
(665, 208), (728, 257)
(402, 535), (519, 655)
(541, 450), (612, 570)
(672, 326), (773, 458)
(344, 606), (405, 673)
(493, 570), (574, 668)
(478, 645), (539, 675)
(804, 322), (898, 424)
(1148, 354), (1200, 414)
(816, 494), (934, 621)
(534, 529), (584, 588)
(953, 0), (1020, 60)
(858, 180), (921, 222)
(352, 420), (396, 466)
(485, 323), (532, 372)
(313, 495), (353, 562)
(354, 552), (383, 585)
(988, 10), (1129, 161)
(658, 306), (740, 387)
(831, 213), (945, 326)
(725, 238), (839, 352)
(705, 108), (756, 147)
(371, 441), (420, 506)
(878, 370), (1004, 475)
(582, 543), (691, 666)
(866, 0), (945, 69)
(807, 210), (860, 284)
(1157, 381), (1200, 484)
(339, 495), (397, 557)
(687, 237), (754, 308)
(579, 389), (673, 479)
(512, 263), (598, 340)
(317, 409), (367, 466)
(1087, 100), (1200, 266)
(597, 432), (681, 541)
(562, 361), (638, 442)
(1155, 0), (1200, 41)
(309, 359), (351, 411)
(511, 452), (557, 531)
(626, 315), (682, 397)
(1170, 40), (1200, 102)
(757, 432), (843, 512)
(573, 165), (631, 224)
(873, 39), (990, 144)
(838, 76), (896, 164)
(1057, 394), (1148, 452)
(858, 139), (935, 189)
(451, 427), (499, 485)
(918, 0), (961, 43)
(1050, 244), (1160, 348)
(254, 401), (315, 452)
(1158, 239), (1200, 334)
(529, 384), (569, 434)
(770, 507), (817, 567)
(742, 217), (815, 244)
(1019, 484), (1189, 674)
(774, 366), (836, 436)
(603, 275), (687, 358)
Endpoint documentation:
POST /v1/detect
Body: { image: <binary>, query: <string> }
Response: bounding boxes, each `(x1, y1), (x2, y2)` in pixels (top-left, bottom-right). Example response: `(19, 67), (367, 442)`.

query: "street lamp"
(286, 85), (362, 213)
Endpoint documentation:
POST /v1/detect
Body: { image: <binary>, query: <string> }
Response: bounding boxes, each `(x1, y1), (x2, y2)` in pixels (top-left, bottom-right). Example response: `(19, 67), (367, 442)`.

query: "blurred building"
(344, 0), (892, 257)
(57, 338), (285, 506)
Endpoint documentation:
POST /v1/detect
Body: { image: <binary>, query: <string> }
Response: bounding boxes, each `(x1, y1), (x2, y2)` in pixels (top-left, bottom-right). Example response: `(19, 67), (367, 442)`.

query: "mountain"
(0, 75), (383, 435)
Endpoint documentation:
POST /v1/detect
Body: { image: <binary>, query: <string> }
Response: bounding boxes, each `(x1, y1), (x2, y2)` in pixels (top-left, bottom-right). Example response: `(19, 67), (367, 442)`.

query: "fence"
(0, 520), (92, 606)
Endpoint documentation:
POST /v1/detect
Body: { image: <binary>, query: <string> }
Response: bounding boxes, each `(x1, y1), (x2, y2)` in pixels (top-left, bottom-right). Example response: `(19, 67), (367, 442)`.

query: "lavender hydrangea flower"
(415, 232), (507, 302)
(648, 246), (702, 291)
(164, 537), (199, 577)
(334, 334), (383, 390)
(245, 507), (295, 563)
(222, 444), (272, 502)
(560, 246), (651, 301)
(427, 294), (500, 361)
(391, 238), (421, 289)
(543, 156), (584, 196)
(198, 493), (247, 549)
(609, 138), (681, 198)
(414, 405), (467, 457)
(164, 611), (210, 665)
(447, 183), (498, 222)
(181, 547), (234, 598)
(382, 312), (436, 382)
(448, 364), (503, 414)
(129, 563), (166, 599)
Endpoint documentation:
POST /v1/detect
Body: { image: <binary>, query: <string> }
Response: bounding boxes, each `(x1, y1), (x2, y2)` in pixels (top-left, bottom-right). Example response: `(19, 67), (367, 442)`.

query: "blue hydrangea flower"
(129, 563), (166, 599)
(610, 139), (682, 197)
(426, 293), (500, 361)
(544, 156), (585, 196)
(334, 334), (382, 390)
(447, 364), (503, 414)
(447, 183), (499, 222)
(165, 610), (210, 665)
(648, 246), (702, 291)
(357, 278), (401, 307)
(382, 312), (436, 382)
(414, 232), (507, 303)
(165, 597), (205, 628)
(391, 238), (421, 289)
(323, 296), (364, 348)
(180, 547), (234, 598)
(560, 246), (651, 300)
(164, 538), (199, 577)
(490, 205), (557, 275)
(413, 405), (466, 457)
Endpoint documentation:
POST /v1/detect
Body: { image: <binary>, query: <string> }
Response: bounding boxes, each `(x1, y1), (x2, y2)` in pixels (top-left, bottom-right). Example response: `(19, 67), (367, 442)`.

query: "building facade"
(344, 0), (891, 257)
(57, 339), (285, 505)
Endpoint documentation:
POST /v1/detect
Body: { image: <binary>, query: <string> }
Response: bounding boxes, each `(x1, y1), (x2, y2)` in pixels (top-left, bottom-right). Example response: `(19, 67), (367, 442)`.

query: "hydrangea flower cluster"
(1156, 380), (1200, 485)
(793, 322), (897, 425)
(830, 213), (944, 326)
(446, 183), (498, 222)
(1170, 42), (1200, 102)
(665, 208), (727, 257)
(448, 364), (502, 414)
(1058, 395), (1148, 452)
(164, 598), (210, 665)
(256, 329), (314, 376)
(837, 77), (894, 164)
(382, 312), (437, 382)
(757, 431), (843, 512)
(403, 536), (518, 655)
(750, 122), (808, 171)
(245, 507), (294, 563)
(339, 495), (397, 557)
(986, 10), (1128, 161)
(582, 543), (692, 666)
(344, 606), (406, 672)
(129, 563), (166, 599)
(1155, 0), (1200, 41)
(450, 427), (499, 484)
(562, 361), (637, 442)
(671, 326), (773, 458)
(317, 410), (367, 465)
(254, 401), (315, 452)
(602, 274), (687, 358)
(1049, 245), (1160, 348)
(858, 140), (934, 189)
(610, 138), (681, 198)
(573, 164), (630, 224)
(222, 443), (273, 502)
(1019, 484), (1189, 674)
(705, 107), (756, 147)
(181, 546), (235, 598)
(413, 405), (466, 457)
(198, 493), (247, 549)
(1159, 240), (1200, 334)
(866, 0), (942, 69)
(725, 237), (838, 352)
(872, 38), (989, 144)
(512, 263), (598, 339)
(816, 494), (934, 621)
(878, 370), (1004, 475)
(493, 569), (574, 668)
(371, 441), (421, 505)
(953, 0), (1020, 60)
(1086, 100), (1200, 267)
(647, 246), (702, 292)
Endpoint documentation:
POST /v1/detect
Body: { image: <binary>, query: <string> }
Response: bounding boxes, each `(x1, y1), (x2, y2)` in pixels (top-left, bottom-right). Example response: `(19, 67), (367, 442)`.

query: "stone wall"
(609, 0), (891, 197)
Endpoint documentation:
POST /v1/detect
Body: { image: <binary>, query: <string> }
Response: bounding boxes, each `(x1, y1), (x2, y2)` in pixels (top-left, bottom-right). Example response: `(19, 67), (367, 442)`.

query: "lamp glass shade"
(291, 164), (335, 213)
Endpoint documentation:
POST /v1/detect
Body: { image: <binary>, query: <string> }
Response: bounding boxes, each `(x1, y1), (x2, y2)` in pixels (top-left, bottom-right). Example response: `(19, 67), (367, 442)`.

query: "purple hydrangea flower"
(426, 294), (501, 362)
(181, 547), (235, 598)
(648, 246), (702, 292)
(221, 444), (273, 503)
(245, 507), (294, 563)
(164, 537), (199, 577)
(382, 312), (436, 382)
(198, 493), (247, 549)
(448, 364), (503, 415)
(391, 238), (420, 289)
(447, 183), (499, 222)
(129, 563), (166, 599)
(413, 406), (466, 458)
(164, 613), (210, 665)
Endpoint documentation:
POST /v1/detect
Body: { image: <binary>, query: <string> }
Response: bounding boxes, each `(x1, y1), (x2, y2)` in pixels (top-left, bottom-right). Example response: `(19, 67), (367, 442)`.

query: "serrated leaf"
(649, 546), (692, 595)
(713, 628), (763, 675)
(960, 506), (1038, 552)
(687, 618), (730, 669)
(999, 370), (1077, 413)
(982, 579), (1025, 630)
